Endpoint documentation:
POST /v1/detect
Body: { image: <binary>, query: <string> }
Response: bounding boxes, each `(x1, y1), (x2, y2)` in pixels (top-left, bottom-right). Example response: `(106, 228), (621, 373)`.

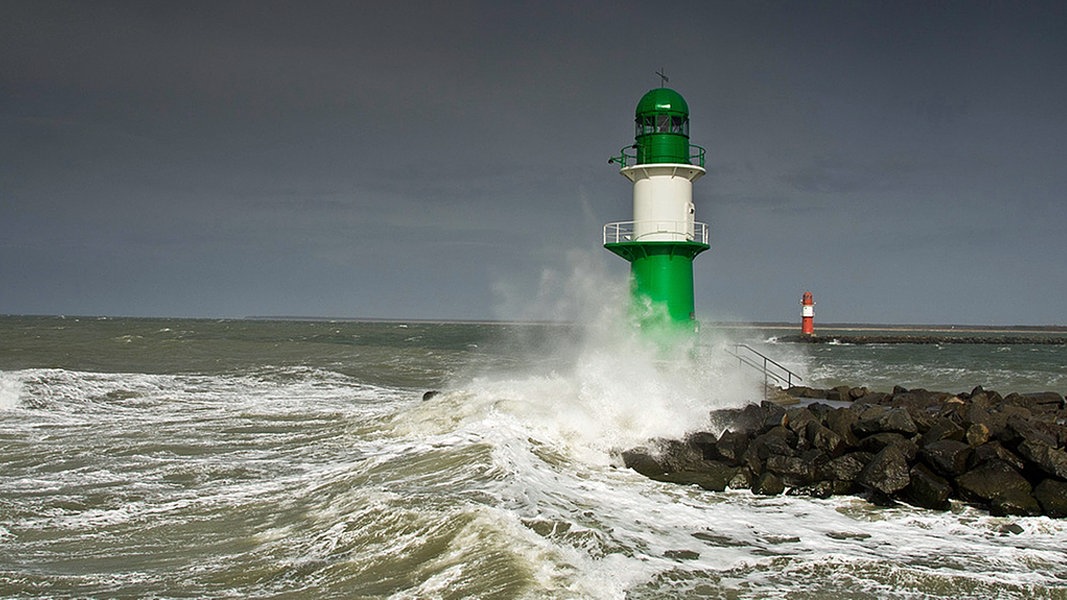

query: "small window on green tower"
(636, 116), (656, 136)
(671, 115), (689, 136)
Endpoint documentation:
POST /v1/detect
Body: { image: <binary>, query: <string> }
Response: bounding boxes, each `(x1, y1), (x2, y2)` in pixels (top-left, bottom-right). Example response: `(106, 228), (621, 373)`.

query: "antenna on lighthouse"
(655, 68), (669, 87)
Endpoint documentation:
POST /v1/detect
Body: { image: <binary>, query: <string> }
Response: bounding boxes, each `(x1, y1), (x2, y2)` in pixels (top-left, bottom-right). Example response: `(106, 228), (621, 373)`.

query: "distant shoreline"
(778, 334), (1067, 345)
(4, 314), (1066, 333)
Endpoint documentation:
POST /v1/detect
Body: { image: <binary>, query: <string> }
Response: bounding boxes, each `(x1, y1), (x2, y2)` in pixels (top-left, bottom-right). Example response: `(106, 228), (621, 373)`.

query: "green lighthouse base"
(604, 240), (709, 338)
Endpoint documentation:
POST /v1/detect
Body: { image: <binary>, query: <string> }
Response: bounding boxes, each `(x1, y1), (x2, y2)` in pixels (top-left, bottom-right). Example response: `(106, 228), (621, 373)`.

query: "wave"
(2, 348), (1066, 597)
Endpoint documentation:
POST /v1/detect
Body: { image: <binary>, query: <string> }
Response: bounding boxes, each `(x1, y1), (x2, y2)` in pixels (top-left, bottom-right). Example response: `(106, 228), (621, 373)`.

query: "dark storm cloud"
(2, 1), (1065, 323)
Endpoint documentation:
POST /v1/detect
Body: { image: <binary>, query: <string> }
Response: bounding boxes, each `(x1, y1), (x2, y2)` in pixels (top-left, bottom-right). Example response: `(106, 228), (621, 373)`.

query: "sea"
(1, 315), (1065, 599)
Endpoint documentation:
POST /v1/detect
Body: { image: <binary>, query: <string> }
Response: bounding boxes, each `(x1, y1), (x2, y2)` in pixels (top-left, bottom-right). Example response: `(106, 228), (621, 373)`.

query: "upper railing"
(603, 221), (709, 245)
(608, 144), (706, 168)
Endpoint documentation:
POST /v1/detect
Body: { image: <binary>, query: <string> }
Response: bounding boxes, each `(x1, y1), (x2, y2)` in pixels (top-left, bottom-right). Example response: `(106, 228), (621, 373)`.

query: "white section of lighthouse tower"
(622, 164), (705, 242)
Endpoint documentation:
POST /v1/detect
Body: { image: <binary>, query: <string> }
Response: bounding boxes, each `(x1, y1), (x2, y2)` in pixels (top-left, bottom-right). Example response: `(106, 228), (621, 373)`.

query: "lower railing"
(603, 221), (709, 245)
(725, 344), (803, 393)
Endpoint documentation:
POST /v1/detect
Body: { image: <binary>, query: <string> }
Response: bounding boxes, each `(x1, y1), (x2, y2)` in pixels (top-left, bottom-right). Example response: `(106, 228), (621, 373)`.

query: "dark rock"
(785, 386), (829, 399)
(854, 391), (889, 405)
(1017, 440), (1067, 480)
(749, 426), (798, 460)
(765, 455), (814, 486)
(622, 448), (667, 478)
(1000, 523), (1025, 535)
(892, 391), (958, 424)
(904, 463), (953, 510)
(827, 385), (853, 402)
(730, 403), (778, 434)
(656, 439), (706, 473)
(1034, 479), (1067, 518)
(855, 406), (918, 437)
(785, 407), (818, 435)
(858, 432), (909, 455)
(752, 471), (785, 495)
(657, 463), (739, 492)
(990, 489), (1042, 517)
(849, 386), (870, 400)
(762, 409), (789, 431)
(806, 421), (846, 456)
(956, 460), (1032, 504)
(893, 385), (909, 396)
(922, 417), (966, 445)
(1011, 391), (1065, 412)
(728, 467), (755, 490)
(711, 430), (749, 465)
(422, 390), (441, 401)
(806, 402), (834, 421)
(921, 439), (972, 477)
(858, 445), (911, 495)
(971, 441), (1027, 472)
(825, 408), (860, 446)
(685, 431), (718, 460)
(882, 408), (920, 435)
(821, 453), (869, 483)
(1001, 415), (1059, 448)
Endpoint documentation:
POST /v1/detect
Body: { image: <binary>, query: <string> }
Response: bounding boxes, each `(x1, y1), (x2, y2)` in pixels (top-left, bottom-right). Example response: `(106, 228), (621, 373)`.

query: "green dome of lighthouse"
(632, 87), (693, 164)
(635, 87), (689, 118)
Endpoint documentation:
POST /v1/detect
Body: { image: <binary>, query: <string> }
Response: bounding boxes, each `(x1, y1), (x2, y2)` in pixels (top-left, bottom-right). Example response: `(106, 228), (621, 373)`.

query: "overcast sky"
(2, 1), (1065, 325)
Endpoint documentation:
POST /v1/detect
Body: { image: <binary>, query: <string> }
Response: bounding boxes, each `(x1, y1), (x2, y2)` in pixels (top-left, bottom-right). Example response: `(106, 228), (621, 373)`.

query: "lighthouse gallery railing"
(603, 221), (709, 245)
(609, 144), (707, 168)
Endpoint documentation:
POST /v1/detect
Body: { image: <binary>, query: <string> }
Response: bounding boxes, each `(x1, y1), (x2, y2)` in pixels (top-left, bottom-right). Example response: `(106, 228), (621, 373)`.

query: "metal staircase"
(724, 344), (802, 397)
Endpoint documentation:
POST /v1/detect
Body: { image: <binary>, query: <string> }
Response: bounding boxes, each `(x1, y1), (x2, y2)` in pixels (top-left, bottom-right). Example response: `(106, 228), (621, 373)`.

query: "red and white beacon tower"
(801, 291), (815, 336)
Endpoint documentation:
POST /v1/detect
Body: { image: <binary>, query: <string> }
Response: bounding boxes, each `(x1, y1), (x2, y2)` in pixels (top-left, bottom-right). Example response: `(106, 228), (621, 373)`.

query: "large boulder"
(970, 441), (1027, 472)
(752, 471), (785, 496)
(710, 429), (749, 465)
(820, 452), (870, 483)
(825, 408), (860, 446)
(904, 463), (953, 510)
(806, 420), (846, 456)
(748, 426), (798, 460)
(921, 439), (972, 477)
(990, 489), (1043, 517)
(921, 417), (966, 445)
(622, 448), (667, 478)
(955, 460), (1032, 505)
(1034, 479), (1067, 518)
(657, 463), (739, 492)
(855, 406), (918, 437)
(858, 445), (911, 496)
(1017, 440), (1067, 480)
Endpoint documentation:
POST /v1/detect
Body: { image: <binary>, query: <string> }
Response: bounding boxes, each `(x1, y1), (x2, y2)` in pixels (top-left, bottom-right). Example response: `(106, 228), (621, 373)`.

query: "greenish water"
(1, 316), (1065, 598)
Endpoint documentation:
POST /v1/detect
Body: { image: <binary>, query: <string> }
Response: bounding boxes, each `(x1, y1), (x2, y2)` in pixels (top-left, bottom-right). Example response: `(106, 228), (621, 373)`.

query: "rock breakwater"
(778, 334), (1066, 345)
(621, 385), (1067, 517)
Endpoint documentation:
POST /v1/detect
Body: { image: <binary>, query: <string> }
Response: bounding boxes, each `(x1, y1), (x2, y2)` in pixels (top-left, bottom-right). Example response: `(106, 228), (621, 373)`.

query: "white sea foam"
(0, 371), (22, 410)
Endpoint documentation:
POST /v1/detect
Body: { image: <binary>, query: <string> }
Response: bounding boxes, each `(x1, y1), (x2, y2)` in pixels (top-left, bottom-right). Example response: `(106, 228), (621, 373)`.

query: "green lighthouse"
(605, 85), (709, 335)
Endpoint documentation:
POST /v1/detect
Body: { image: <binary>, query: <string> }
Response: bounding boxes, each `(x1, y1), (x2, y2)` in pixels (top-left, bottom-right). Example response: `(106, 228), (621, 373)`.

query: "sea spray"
(442, 250), (767, 460)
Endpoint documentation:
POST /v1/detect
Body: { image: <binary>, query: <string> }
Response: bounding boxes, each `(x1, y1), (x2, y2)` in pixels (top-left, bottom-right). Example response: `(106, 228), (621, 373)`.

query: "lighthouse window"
(636, 116), (656, 136)
(636, 114), (689, 136)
